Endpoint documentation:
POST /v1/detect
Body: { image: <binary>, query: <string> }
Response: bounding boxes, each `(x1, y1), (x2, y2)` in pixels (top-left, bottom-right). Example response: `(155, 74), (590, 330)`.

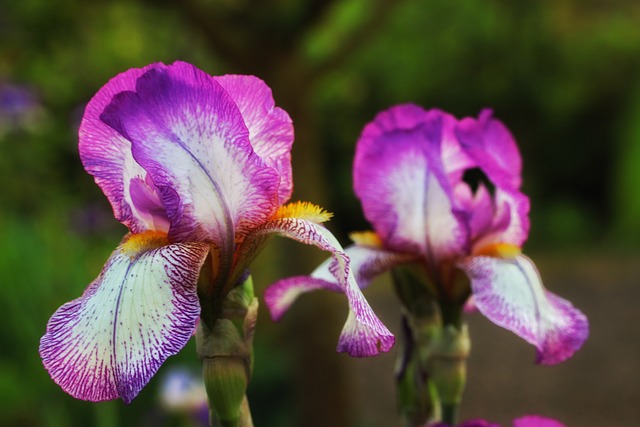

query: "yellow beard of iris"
(120, 230), (170, 258)
(473, 242), (521, 259)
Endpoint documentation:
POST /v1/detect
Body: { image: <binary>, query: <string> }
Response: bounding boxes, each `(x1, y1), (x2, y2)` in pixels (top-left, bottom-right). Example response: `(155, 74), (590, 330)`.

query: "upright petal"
(240, 213), (395, 357)
(39, 235), (209, 403)
(354, 105), (470, 264)
(458, 254), (588, 365)
(214, 75), (294, 204)
(455, 109), (522, 190)
(79, 63), (168, 233)
(100, 62), (281, 250)
(472, 188), (530, 249)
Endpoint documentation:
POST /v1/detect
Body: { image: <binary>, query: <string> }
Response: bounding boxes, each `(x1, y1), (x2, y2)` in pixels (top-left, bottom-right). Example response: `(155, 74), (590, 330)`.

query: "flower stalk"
(393, 267), (470, 427)
(196, 275), (258, 427)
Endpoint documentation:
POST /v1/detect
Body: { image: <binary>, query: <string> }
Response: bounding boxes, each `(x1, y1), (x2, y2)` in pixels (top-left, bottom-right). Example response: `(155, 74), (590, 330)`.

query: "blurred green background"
(1, 0), (639, 426)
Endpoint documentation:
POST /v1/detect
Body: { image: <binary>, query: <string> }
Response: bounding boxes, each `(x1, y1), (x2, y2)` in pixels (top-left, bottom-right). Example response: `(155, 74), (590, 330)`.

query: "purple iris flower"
(432, 415), (565, 427)
(266, 105), (588, 365)
(39, 62), (393, 404)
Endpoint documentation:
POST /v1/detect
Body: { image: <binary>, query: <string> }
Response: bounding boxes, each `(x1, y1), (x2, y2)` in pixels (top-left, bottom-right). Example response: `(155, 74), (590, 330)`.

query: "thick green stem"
(196, 276), (257, 427)
(392, 267), (471, 427)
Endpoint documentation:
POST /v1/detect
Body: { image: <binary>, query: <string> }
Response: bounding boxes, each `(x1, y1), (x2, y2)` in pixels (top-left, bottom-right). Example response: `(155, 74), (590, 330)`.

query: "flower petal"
(214, 75), (294, 204)
(79, 63), (169, 233)
(264, 243), (413, 320)
(455, 109), (522, 190)
(459, 254), (588, 365)
(471, 188), (531, 250)
(100, 62), (281, 251)
(39, 239), (209, 403)
(513, 416), (565, 427)
(243, 218), (395, 356)
(354, 105), (470, 263)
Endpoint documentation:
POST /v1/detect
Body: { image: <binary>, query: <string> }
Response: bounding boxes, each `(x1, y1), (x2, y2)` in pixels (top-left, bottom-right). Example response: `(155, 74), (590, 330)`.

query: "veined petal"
(214, 75), (294, 204)
(39, 236), (209, 403)
(79, 63), (169, 233)
(244, 217), (395, 356)
(354, 105), (470, 263)
(459, 254), (588, 365)
(100, 61), (281, 250)
(264, 242), (414, 320)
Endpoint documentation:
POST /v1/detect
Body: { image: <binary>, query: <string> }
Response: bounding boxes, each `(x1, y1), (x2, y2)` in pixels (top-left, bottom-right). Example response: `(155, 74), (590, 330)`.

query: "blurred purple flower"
(0, 82), (43, 133)
(159, 367), (208, 426)
(266, 104), (588, 365)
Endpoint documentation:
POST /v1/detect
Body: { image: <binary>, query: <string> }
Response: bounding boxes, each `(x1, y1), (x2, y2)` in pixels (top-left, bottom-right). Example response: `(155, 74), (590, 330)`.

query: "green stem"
(391, 266), (471, 427)
(441, 403), (458, 426)
(196, 276), (257, 427)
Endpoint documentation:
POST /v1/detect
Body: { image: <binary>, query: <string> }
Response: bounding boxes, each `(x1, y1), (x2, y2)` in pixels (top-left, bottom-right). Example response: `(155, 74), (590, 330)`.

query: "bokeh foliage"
(1, 0), (639, 426)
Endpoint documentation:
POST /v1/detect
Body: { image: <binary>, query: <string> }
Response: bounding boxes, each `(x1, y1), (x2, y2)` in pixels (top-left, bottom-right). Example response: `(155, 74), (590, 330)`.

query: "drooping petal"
(354, 105), (470, 263)
(100, 62), (281, 251)
(241, 215), (395, 357)
(458, 254), (588, 365)
(264, 242), (414, 321)
(214, 75), (294, 204)
(513, 416), (565, 427)
(79, 63), (169, 233)
(455, 109), (522, 190)
(39, 235), (209, 403)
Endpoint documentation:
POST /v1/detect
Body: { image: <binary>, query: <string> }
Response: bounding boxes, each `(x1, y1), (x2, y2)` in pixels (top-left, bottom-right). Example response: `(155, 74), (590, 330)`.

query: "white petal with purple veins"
(459, 254), (588, 365)
(39, 241), (209, 403)
(245, 218), (395, 356)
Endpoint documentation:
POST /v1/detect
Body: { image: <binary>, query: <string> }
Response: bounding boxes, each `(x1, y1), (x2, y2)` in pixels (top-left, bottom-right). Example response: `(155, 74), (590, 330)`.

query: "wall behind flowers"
(1, 0), (639, 426)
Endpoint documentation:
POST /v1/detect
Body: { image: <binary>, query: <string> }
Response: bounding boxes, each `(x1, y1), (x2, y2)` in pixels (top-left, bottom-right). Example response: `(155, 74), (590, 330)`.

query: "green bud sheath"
(197, 276), (258, 427)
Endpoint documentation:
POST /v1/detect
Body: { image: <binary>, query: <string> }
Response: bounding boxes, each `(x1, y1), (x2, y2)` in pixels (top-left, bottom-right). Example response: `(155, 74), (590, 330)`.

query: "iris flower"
(39, 62), (393, 404)
(266, 104), (588, 365)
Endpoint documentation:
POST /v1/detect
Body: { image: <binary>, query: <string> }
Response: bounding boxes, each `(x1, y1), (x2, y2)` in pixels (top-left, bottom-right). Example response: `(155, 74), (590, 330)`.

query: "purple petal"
(214, 75), (294, 204)
(264, 243), (413, 320)
(79, 63), (166, 233)
(471, 188), (531, 250)
(354, 105), (470, 263)
(39, 239), (209, 403)
(247, 218), (395, 356)
(513, 416), (564, 427)
(430, 420), (499, 427)
(100, 62), (281, 254)
(459, 255), (588, 365)
(265, 276), (343, 321)
(345, 244), (417, 288)
(455, 109), (522, 190)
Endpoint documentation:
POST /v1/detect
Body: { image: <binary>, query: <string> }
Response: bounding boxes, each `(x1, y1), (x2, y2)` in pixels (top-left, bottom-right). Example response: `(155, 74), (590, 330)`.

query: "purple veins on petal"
(246, 216), (394, 356)
(39, 239), (209, 403)
(459, 254), (588, 365)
